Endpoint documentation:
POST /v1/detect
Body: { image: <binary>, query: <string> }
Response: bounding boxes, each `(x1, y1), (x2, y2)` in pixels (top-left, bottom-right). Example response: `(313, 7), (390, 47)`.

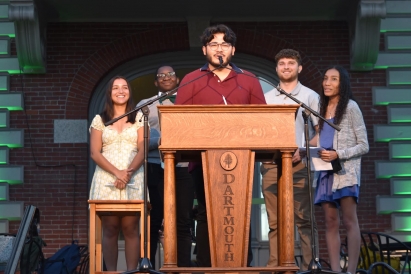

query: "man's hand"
(292, 148), (302, 163)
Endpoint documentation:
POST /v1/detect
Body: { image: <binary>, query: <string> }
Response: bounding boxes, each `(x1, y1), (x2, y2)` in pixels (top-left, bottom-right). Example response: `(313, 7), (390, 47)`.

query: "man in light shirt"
(261, 49), (319, 270)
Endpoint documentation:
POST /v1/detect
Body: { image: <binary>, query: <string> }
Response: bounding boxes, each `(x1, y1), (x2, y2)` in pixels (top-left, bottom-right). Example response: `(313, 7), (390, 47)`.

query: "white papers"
(299, 147), (333, 171)
(311, 157), (333, 171)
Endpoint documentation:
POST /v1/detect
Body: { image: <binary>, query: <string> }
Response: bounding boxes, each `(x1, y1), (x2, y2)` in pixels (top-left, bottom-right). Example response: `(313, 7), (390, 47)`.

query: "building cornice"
(350, 0), (386, 71)
(9, 0), (46, 74)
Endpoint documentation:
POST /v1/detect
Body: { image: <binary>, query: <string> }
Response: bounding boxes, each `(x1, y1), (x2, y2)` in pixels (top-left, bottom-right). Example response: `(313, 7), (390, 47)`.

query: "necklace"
(327, 105), (336, 119)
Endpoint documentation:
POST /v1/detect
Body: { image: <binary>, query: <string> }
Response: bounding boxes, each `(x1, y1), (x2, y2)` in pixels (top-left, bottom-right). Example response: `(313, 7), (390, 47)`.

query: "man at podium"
(175, 24), (266, 267)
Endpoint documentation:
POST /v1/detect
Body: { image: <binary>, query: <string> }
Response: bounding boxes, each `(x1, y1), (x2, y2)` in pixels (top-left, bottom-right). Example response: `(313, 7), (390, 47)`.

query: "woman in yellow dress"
(89, 76), (145, 271)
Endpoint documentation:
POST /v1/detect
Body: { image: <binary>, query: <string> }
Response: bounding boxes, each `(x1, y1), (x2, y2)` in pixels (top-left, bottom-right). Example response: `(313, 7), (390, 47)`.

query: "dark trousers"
(191, 165), (253, 267)
(147, 163), (194, 268)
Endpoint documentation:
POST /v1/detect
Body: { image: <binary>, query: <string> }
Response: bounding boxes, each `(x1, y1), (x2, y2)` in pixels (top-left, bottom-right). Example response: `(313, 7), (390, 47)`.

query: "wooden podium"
(158, 105), (299, 274)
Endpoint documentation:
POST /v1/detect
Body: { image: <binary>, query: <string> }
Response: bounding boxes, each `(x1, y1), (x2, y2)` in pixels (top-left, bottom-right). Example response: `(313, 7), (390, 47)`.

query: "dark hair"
(154, 65), (175, 80)
(318, 65), (358, 131)
(200, 24), (237, 46)
(100, 76), (136, 124)
(275, 49), (302, 65)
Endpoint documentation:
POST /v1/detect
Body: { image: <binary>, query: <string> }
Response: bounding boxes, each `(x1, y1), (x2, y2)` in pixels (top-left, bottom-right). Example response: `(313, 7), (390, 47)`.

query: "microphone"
(218, 56), (223, 67)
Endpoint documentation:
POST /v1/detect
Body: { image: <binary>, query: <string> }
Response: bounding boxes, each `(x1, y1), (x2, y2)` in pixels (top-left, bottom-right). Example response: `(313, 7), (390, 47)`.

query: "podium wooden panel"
(88, 200), (150, 274)
(158, 105), (299, 274)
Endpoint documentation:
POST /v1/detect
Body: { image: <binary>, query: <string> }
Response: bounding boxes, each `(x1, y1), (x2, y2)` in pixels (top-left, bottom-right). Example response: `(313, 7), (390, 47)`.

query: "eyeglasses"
(156, 71), (176, 79)
(207, 42), (231, 51)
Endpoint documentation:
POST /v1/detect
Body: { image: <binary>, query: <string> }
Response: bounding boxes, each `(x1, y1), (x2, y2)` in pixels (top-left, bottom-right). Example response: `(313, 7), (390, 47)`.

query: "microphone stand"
(105, 104), (162, 274)
(104, 63), (224, 274)
(299, 107), (340, 274)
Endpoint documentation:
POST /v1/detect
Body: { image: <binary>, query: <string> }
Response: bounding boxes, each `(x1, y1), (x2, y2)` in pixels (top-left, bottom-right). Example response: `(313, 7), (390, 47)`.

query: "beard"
(206, 52), (232, 68)
(278, 71), (299, 83)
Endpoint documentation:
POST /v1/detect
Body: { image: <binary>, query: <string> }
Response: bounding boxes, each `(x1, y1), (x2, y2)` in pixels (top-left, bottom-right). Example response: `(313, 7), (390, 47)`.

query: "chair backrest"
(20, 236), (46, 274)
(358, 231), (411, 274)
(76, 245), (89, 274)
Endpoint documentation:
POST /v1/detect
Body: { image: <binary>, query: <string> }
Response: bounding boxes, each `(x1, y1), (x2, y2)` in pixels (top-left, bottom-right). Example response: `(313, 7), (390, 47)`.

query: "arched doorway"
(88, 49), (280, 268)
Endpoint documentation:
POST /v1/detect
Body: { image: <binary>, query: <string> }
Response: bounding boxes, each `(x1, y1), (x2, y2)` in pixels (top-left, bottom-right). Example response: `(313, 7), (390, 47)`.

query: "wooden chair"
(76, 245), (89, 274)
(88, 200), (150, 274)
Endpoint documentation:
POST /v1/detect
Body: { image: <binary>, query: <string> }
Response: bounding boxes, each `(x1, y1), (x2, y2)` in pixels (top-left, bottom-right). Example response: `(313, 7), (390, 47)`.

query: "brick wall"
(7, 21), (389, 260)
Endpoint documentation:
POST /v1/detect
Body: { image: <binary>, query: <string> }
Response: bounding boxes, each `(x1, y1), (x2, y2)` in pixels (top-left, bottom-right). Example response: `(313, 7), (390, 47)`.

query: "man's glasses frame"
(207, 42), (232, 51)
(156, 71), (176, 79)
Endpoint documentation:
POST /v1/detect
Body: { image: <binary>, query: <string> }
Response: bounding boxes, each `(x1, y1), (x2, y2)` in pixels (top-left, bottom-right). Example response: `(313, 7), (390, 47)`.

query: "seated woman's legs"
(102, 216), (121, 271)
(122, 215), (141, 270)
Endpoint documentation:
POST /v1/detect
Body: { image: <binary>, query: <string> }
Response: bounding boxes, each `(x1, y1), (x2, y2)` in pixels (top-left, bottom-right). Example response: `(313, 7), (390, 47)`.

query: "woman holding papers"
(311, 65), (369, 274)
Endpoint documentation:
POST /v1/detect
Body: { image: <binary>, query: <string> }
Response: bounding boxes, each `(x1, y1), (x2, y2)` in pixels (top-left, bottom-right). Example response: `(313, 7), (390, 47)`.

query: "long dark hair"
(318, 65), (356, 131)
(100, 76), (136, 124)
